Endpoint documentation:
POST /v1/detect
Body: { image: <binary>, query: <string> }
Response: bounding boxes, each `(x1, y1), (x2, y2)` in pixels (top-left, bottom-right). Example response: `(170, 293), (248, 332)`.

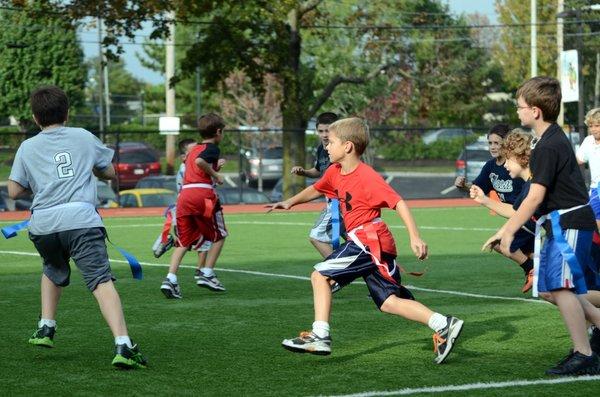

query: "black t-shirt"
(530, 123), (595, 231)
(198, 142), (220, 166)
(473, 159), (525, 204)
(314, 144), (331, 176)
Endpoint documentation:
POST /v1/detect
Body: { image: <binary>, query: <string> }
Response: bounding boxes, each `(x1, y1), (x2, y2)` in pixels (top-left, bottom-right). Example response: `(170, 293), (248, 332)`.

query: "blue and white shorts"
(538, 229), (593, 294)
(314, 241), (414, 309)
(309, 200), (345, 243)
(589, 188), (600, 220)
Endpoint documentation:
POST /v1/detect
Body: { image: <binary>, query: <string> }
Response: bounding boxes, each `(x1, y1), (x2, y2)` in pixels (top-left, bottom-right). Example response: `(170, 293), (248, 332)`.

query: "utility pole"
(195, 29), (201, 121)
(595, 53), (599, 108)
(530, 0), (537, 77)
(165, 11), (176, 175)
(104, 50), (111, 127)
(557, 0), (564, 126)
(97, 17), (104, 135)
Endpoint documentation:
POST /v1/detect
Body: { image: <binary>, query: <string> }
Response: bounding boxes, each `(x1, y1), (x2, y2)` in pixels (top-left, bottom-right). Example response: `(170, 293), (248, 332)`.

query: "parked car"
(111, 142), (162, 190)
(269, 177), (322, 202)
(96, 180), (119, 208)
(118, 188), (177, 208)
(136, 175), (178, 192)
(422, 128), (475, 145)
(216, 186), (270, 205)
(242, 146), (283, 186)
(455, 143), (492, 182)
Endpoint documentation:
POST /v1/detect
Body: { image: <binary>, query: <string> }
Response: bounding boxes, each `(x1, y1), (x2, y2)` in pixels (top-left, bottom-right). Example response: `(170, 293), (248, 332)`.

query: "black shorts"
(510, 228), (535, 254)
(314, 241), (414, 309)
(29, 227), (113, 291)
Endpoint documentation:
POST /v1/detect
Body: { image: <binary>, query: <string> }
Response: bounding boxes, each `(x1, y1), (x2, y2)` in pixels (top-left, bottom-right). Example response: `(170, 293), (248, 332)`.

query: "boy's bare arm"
(195, 158), (223, 184)
(395, 200), (428, 259)
(266, 185), (322, 211)
(7, 180), (31, 199)
(93, 164), (116, 180)
(499, 183), (545, 254)
(291, 166), (320, 178)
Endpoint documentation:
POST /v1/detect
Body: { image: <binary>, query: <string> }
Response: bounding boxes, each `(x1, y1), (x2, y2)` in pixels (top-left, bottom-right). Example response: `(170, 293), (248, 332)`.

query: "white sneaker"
(282, 331), (331, 355)
(160, 278), (182, 299)
(432, 316), (464, 364)
(196, 274), (226, 292)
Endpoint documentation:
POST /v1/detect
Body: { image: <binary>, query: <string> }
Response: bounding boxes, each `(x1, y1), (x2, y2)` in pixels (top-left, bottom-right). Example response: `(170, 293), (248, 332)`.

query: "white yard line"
(0, 250), (547, 305)
(318, 375), (600, 397)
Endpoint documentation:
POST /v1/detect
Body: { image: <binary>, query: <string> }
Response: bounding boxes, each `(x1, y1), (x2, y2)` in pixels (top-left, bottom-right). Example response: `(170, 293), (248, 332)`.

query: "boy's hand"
(454, 176), (466, 188)
(213, 174), (224, 185)
(217, 158), (226, 170)
(410, 237), (428, 260)
(265, 201), (292, 213)
(499, 233), (514, 256)
(482, 233), (502, 252)
(291, 166), (305, 176)
(469, 185), (488, 204)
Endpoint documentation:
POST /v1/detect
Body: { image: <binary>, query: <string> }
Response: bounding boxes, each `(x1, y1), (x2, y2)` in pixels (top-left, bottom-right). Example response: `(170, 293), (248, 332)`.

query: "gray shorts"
(309, 200), (346, 243)
(29, 227), (114, 291)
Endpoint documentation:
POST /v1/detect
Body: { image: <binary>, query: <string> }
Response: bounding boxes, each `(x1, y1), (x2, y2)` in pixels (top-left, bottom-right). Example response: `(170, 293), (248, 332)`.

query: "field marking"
(0, 250), (547, 305)
(319, 375), (600, 397)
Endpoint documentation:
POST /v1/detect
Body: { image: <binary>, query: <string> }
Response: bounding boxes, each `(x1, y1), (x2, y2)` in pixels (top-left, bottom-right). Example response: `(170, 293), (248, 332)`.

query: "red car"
(111, 142), (162, 190)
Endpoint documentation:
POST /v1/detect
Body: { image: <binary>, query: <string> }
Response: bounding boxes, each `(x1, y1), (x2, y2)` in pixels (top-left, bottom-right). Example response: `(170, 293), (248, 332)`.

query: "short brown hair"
(585, 108), (600, 126)
(515, 77), (561, 122)
(197, 113), (225, 138)
(501, 130), (533, 168)
(30, 85), (69, 127)
(328, 117), (369, 155)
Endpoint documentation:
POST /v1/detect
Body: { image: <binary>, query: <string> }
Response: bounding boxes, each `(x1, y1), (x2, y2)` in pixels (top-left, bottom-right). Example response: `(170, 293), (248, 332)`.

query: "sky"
(81, 0), (498, 85)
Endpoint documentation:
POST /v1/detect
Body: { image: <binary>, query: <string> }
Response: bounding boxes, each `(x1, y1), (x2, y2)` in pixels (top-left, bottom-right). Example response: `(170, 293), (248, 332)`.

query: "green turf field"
(1, 207), (599, 396)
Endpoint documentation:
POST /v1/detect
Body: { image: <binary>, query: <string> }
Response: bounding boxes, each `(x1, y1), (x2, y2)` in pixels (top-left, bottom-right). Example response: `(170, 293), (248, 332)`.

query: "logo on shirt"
(335, 190), (353, 211)
(489, 173), (513, 193)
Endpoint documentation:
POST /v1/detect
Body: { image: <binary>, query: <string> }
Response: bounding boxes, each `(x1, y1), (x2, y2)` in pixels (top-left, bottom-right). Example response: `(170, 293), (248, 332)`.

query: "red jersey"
(314, 162), (402, 255)
(178, 142), (220, 216)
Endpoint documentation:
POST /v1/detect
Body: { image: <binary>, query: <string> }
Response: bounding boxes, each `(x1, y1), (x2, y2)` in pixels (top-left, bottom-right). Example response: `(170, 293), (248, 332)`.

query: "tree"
(0, 4), (86, 131)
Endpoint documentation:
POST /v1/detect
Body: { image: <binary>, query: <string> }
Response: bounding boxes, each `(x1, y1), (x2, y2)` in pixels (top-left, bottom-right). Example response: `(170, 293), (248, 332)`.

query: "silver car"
(243, 146), (283, 186)
(455, 142), (492, 182)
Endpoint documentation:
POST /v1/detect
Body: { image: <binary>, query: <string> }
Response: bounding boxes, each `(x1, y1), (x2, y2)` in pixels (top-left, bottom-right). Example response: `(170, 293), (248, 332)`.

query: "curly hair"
(585, 108), (600, 126)
(501, 131), (533, 168)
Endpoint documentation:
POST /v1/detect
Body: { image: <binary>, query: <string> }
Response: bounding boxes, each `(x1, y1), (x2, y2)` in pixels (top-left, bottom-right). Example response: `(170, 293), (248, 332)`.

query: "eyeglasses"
(516, 105), (533, 111)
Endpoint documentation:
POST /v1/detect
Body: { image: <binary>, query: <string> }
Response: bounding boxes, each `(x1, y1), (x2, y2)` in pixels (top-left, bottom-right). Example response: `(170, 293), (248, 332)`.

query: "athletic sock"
(312, 321), (330, 338)
(38, 318), (56, 328)
(115, 336), (133, 348)
(519, 258), (533, 274)
(428, 313), (448, 333)
(200, 267), (215, 277)
(167, 273), (178, 284)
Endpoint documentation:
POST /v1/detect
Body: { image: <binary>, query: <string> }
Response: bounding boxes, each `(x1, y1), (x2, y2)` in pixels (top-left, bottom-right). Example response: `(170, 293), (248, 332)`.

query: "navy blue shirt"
(512, 181), (537, 233)
(473, 159), (525, 204)
(314, 144), (331, 177)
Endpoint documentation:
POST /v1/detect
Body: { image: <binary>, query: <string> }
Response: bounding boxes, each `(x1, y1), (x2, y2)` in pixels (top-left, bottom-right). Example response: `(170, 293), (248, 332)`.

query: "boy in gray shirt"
(8, 86), (146, 369)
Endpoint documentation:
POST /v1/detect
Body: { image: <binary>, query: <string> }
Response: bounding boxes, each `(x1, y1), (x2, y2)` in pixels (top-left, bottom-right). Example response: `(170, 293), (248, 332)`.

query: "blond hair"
(328, 117), (369, 155)
(501, 131), (533, 168)
(585, 108), (600, 126)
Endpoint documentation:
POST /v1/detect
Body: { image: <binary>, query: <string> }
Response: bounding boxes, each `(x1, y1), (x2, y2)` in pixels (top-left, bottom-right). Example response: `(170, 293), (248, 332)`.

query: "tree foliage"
(0, 3), (86, 131)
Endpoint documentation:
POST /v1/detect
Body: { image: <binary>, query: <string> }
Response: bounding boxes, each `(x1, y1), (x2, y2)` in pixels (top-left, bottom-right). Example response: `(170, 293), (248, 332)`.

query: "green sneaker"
(112, 343), (147, 369)
(28, 325), (55, 348)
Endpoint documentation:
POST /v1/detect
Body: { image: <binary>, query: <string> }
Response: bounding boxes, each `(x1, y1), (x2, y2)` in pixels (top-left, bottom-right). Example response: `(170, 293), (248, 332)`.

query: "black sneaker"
(590, 327), (600, 355)
(152, 235), (174, 258)
(28, 325), (55, 348)
(160, 278), (182, 299)
(331, 282), (342, 294)
(112, 343), (147, 369)
(432, 316), (464, 364)
(196, 274), (226, 292)
(194, 268), (201, 280)
(546, 351), (600, 376)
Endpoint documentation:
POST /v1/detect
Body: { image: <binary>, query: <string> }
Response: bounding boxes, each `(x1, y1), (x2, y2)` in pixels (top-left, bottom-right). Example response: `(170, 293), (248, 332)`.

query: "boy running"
(8, 86), (146, 369)
(498, 77), (600, 375)
(160, 113), (227, 298)
(269, 117), (464, 363)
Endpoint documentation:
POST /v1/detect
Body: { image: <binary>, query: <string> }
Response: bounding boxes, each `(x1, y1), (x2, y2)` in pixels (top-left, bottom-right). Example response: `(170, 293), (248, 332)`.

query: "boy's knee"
(538, 292), (554, 303)
(379, 295), (396, 313)
(310, 270), (327, 283)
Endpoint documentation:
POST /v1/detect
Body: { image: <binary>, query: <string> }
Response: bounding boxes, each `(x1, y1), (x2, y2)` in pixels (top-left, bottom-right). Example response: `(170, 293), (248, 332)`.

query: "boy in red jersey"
(160, 113), (227, 299)
(268, 118), (464, 363)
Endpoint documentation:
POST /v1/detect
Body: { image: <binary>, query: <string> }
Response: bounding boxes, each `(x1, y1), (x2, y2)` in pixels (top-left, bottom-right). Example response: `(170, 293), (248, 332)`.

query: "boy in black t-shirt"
(499, 77), (600, 376)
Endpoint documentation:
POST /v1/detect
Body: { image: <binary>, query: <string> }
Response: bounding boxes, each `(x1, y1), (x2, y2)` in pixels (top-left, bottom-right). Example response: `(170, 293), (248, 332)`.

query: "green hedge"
(373, 133), (479, 161)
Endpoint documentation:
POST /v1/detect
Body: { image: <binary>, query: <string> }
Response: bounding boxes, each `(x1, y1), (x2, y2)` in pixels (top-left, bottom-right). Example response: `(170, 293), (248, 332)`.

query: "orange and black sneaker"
(522, 269), (534, 293)
(432, 316), (464, 364)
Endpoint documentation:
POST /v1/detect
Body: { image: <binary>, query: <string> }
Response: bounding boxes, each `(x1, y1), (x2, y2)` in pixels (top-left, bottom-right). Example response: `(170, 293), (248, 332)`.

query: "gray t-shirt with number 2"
(9, 126), (114, 235)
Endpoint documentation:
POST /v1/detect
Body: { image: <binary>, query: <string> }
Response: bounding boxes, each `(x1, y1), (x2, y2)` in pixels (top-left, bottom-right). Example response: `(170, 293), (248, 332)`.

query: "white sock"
(115, 335), (133, 348)
(428, 313), (448, 333)
(167, 273), (178, 284)
(38, 318), (56, 328)
(201, 267), (215, 277)
(312, 321), (330, 338)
